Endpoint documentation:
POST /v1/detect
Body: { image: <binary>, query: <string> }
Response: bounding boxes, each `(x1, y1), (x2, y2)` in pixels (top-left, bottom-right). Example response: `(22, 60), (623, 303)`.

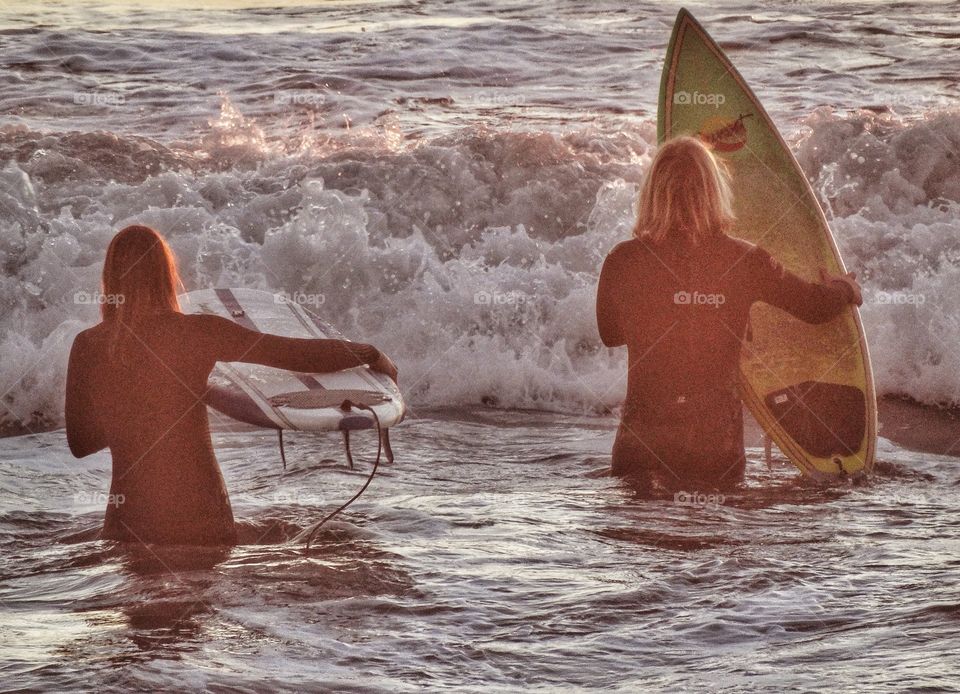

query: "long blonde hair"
(633, 136), (735, 245)
(101, 225), (183, 356)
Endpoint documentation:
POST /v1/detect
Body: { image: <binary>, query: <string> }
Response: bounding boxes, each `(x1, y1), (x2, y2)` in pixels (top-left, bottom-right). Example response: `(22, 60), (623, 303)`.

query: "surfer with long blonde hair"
(596, 137), (862, 490)
(66, 225), (397, 545)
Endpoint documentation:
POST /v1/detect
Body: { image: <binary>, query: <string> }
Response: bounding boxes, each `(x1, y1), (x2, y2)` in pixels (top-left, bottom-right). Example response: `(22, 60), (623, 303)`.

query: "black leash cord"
(304, 401), (383, 552)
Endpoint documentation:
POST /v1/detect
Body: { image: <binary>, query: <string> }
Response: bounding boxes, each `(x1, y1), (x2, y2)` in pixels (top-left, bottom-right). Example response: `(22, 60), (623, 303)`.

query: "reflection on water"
(1, 413), (958, 690)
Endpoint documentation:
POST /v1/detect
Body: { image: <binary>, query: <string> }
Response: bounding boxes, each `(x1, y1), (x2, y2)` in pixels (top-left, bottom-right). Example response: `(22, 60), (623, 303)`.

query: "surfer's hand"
(819, 268), (863, 306)
(370, 352), (398, 385)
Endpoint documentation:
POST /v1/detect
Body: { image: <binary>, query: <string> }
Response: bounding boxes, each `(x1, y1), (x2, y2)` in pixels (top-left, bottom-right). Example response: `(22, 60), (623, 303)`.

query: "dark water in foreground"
(2, 411), (958, 691)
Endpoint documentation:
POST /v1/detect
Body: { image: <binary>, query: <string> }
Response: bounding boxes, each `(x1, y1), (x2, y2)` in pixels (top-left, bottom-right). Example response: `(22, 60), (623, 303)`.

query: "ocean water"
(1, 1), (959, 691)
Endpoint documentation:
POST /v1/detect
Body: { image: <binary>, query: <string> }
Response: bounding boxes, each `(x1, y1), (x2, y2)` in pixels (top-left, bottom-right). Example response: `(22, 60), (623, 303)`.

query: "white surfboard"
(179, 288), (404, 433)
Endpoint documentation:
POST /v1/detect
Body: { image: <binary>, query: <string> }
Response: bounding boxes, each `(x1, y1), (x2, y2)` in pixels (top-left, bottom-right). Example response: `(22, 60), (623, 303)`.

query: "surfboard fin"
(382, 428), (394, 465)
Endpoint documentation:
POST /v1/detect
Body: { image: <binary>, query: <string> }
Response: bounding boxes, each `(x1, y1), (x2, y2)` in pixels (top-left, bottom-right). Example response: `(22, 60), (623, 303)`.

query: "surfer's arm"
(195, 314), (381, 373)
(65, 333), (107, 458)
(749, 246), (857, 324)
(597, 247), (628, 347)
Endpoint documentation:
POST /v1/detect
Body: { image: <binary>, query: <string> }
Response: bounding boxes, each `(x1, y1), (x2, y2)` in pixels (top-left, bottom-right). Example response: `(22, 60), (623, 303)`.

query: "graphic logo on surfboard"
(697, 113), (753, 152)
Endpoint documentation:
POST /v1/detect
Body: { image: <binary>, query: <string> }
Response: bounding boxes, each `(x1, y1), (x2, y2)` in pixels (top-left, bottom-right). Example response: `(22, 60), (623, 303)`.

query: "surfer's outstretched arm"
(65, 332), (107, 458)
(596, 243), (630, 347)
(191, 314), (384, 374)
(747, 245), (860, 324)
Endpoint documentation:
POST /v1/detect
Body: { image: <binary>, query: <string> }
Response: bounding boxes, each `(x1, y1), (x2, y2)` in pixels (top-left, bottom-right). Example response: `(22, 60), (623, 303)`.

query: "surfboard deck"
(658, 9), (877, 479)
(180, 288), (404, 432)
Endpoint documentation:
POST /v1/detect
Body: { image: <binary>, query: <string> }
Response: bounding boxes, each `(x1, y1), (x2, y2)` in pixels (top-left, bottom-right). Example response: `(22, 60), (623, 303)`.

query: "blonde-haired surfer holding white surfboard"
(596, 137), (861, 492)
(66, 225), (398, 546)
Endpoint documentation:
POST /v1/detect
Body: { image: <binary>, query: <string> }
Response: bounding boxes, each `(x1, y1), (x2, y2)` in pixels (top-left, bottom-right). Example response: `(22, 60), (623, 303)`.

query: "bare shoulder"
(177, 312), (241, 345)
(73, 323), (106, 349)
(179, 311), (231, 330)
(605, 238), (646, 264)
(68, 324), (105, 370)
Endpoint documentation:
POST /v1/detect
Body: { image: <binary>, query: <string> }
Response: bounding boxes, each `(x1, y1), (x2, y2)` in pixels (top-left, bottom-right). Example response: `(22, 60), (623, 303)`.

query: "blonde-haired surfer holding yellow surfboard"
(596, 135), (862, 491)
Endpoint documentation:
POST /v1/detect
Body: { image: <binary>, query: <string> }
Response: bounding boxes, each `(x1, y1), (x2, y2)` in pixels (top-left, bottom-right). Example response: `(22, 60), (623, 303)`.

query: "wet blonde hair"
(101, 225), (183, 358)
(633, 136), (735, 246)
(101, 224), (182, 323)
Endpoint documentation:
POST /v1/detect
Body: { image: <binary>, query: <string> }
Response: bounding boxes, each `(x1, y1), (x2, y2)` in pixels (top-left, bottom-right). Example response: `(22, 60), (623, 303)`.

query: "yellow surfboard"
(658, 9), (877, 479)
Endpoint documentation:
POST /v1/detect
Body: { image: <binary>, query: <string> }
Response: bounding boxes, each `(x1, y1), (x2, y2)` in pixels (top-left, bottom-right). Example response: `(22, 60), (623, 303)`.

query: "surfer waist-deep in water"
(596, 137), (863, 492)
(65, 225), (398, 546)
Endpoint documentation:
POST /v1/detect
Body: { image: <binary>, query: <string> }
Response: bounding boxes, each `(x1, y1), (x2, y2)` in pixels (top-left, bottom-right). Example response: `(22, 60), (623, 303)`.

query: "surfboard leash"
(278, 429), (287, 470)
(303, 400), (385, 552)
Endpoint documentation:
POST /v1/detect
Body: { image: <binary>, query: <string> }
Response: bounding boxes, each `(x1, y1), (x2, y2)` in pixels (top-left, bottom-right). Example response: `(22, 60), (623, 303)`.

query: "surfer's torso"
(597, 234), (853, 490)
(68, 313), (237, 545)
(66, 311), (380, 545)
